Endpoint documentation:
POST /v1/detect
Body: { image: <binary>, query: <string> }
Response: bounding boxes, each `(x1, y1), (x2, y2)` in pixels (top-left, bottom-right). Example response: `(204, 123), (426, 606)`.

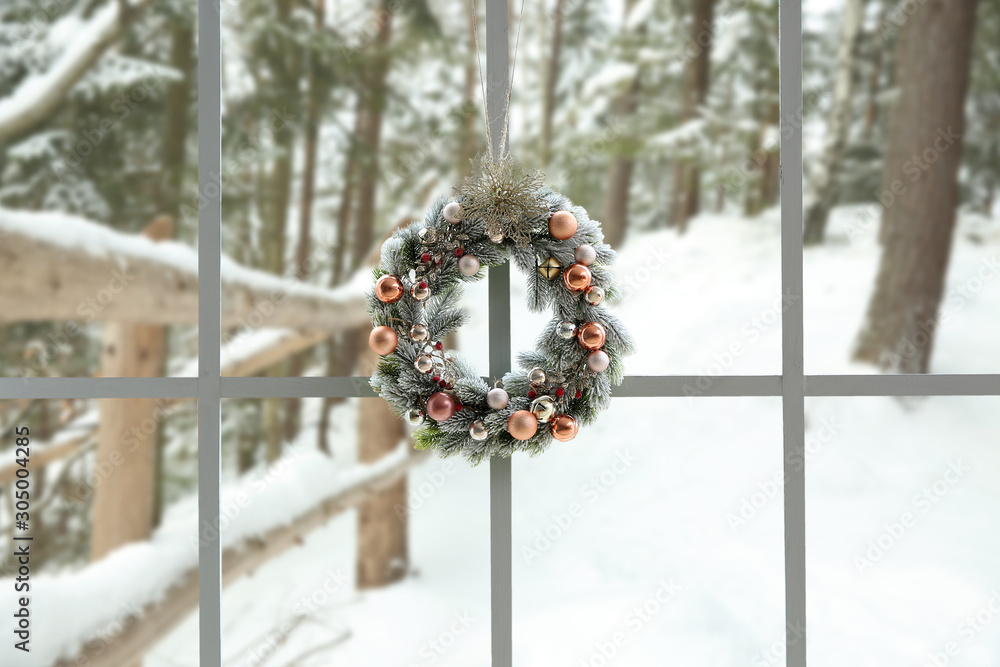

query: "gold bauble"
(538, 257), (562, 280)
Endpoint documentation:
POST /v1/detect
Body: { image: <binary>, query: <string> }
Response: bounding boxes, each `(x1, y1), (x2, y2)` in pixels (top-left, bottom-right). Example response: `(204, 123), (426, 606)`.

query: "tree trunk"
(355, 333), (408, 589)
(863, 1), (887, 140)
(669, 0), (715, 232)
(350, 0), (392, 271)
(540, 0), (566, 168)
(91, 218), (171, 599)
(284, 0), (327, 444)
(803, 0), (866, 245)
(853, 0), (978, 373)
(158, 18), (193, 220)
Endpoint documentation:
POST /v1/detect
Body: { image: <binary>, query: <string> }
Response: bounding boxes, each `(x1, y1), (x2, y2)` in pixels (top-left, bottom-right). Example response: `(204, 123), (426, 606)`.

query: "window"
(2, 0), (996, 665)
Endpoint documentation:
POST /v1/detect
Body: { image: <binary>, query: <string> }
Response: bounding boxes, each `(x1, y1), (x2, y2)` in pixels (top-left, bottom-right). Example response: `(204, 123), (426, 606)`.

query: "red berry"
(435, 342), (443, 350)
(432, 375), (440, 383)
(575, 390), (582, 399)
(528, 390), (536, 399)
(455, 403), (463, 411)
(556, 388), (565, 397)
(439, 380), (447, 388)
(455, 248), (464, 257)
(421, 253), (430, 262)
(419, 281), (428, 289)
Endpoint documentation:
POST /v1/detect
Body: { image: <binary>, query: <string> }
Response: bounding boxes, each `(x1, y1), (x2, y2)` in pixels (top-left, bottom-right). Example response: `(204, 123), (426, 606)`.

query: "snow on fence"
(0, 208), (371, 331)
(0, 442), (424, 667)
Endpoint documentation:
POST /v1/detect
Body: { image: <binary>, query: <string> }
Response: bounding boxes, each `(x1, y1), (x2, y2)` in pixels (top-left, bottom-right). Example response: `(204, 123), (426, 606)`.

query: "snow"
(5, 206), (998, 665)
(131, 206), (999, 667)
(0, 439), (411, 666)
(0, 0), (148, 141)
(0, 207), (371, 307)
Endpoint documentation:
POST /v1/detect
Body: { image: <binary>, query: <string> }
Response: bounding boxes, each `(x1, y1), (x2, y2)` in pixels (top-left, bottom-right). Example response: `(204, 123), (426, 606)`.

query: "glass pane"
(509, 0), (783, 376)
(219, 0), (482, 379)
(218, 397), (490, 666)
(806, 396), (1000, 664)
(803, 0), (998, 373)
(0, 397), (199, 665)
(513, 398), (785, 664)
(0, 2), (199, 378)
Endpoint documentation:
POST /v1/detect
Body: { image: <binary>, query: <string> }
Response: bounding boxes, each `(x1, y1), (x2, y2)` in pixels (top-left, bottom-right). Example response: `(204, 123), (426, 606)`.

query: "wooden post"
(90, 217), (172, 564)
(355, 336), (408, 589)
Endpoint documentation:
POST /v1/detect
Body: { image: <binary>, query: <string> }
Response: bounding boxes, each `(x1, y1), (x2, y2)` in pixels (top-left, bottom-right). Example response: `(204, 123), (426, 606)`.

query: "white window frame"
(1, 1), (997, 665)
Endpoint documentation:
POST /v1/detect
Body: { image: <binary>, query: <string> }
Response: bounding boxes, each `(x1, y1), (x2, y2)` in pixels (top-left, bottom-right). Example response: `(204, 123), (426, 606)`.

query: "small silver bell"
(530, 395), (556, 423)
(414, 354), (434, 373)
(527, 367), (547, 386)
(409, 324), (429, 341)
(469, 420), (489, 441)
(556, 321), (577, 339)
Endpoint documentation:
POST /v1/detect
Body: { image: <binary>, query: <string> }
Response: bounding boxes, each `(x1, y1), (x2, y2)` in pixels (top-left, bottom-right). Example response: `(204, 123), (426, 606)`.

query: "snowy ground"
(135, 206), (999, 667)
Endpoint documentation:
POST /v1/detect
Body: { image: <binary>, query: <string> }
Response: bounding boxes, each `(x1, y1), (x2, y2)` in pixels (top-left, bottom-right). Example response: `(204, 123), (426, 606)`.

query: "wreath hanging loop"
(366, 153), (635, 463)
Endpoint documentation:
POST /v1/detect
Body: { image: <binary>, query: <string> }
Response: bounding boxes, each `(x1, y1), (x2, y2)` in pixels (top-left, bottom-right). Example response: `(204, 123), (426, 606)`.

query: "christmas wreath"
(366, 154), (635, 463)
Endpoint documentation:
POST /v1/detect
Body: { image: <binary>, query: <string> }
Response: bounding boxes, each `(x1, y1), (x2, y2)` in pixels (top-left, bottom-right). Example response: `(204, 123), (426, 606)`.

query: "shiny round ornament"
(562, 263), (592, 292)
(368, 326), (398, 355)
(469, 420), (489, 441)
(507, 410), (538, 440)
(409, 324), (429, 342)
(584, 286), (605, 306)
(487, 387), (509, 410)
(587, 350), (610, 372)
(411, 283), (431, 301)
(443, 201), (463, 223)
(406, 408), (425, 426)
(527, 367), (548, 386)
(414, 353), (434, 373)
(574, 244), (597, 266)
(538, 256), (562, 280)
(577, 321), (607, 351)
(548, 210), (578, 240)
(530, 395), (556, 423)
(458, 254), (481, 276)
(375, 275), (405, 304)
(556, 321), (577, 340)
(550, 414), (579, 442)
(426, 392), (457, 421)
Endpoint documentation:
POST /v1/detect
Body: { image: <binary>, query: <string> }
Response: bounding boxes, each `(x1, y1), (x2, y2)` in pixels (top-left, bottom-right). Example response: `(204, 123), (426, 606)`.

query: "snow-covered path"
(149, 208), (1000, 667)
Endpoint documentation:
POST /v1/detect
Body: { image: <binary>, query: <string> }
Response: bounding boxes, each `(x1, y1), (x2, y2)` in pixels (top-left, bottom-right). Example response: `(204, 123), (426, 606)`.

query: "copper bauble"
(426, 392), (457, 421)
(577, 321), (607, 351)
(550, 414), (579, 442)
(375, 275), (405, 303)
(507, 410), (538, 440)
(548, 210), (579, 240)
(562, 263), (592, 292)
(368, 326), (398, 355)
